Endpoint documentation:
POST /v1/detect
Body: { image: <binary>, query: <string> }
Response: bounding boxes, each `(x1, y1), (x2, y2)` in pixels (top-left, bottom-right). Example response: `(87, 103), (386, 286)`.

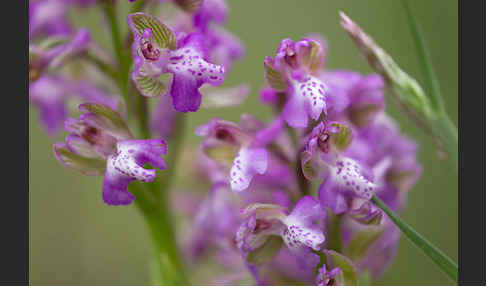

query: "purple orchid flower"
(320, 70), (386, 127)
(165, 5), (244, 72)
(196, 116), (284, 192)
(300, 122), (380, 221)
(53, 103), (167, 206)
(265, 38), (328, 128)
(193, 0), (228, 32)
(127, 13), (225, 112)
(236, 196), (326, 259)
(186, 182), (240, 258)
(30, 28), (91, 82)
(29, 75), (118, 136)
(29, 0), (73, 40)
(205, 25), (245, 72)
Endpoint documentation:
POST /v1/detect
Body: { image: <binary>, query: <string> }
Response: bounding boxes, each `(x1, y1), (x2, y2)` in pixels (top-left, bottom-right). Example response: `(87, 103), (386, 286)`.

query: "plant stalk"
(103, 2), (189, 284)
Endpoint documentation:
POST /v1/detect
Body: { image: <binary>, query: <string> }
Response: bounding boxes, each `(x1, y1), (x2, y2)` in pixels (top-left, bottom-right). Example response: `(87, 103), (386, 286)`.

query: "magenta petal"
(102, 162), (136, 206)
(318, 176), (349, 214)
(289, 195), (325, 224)
(170, 73), (203, 112)
(282, 93), (308, 128)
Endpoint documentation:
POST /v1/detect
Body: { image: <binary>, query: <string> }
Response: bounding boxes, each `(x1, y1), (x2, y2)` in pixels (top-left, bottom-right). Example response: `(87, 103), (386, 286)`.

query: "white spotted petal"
(166, 47), (225, 86)
(293, 75), (328, 121)
(332, 157), (375, 199)
(230, 147), (268, 192)
(283, 75), (328, 128)
(281, 196), (326, 252)
(102, 138), (167, 206)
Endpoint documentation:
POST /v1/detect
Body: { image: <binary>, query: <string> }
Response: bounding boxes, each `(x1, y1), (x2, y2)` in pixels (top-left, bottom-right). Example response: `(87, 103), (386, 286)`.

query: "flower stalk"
(103, 3), (189, 285)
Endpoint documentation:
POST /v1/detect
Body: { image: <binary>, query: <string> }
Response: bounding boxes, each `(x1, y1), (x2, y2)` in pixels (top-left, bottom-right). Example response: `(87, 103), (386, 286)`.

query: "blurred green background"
(29, 0), (457, 285)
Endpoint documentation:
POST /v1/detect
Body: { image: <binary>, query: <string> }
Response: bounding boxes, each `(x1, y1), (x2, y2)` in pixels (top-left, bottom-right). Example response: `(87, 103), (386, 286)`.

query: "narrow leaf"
(401, 0), (444, 113)
(372, 195), (458, 282)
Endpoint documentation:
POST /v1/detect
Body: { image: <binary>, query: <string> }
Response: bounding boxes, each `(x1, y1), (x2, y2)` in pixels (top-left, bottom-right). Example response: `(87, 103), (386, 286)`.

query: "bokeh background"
(29, 0), (458, 285)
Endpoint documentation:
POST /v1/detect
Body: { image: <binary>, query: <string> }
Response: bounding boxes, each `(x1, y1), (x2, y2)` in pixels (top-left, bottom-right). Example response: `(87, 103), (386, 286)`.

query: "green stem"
(144, 113), (189, 285)
(157, 113), (187, 197)
(371, 195), (458, 282)
(103, 2), (188, 284)
(312, 249), (327, 275)
(401, 0), (444, 113)
(102, 2), (131, 118)
(326, 212), (343, 253)
(129, 83), (151, 139)
(82, 52), (119, 82)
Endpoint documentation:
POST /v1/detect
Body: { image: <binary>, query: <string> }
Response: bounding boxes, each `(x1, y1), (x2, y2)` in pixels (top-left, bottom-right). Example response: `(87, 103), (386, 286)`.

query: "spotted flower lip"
(128, 12), (226, 112)
(165, 6), (244, 73)
(196, 116), (284, 192)
(103, 138), (167, 205)
(236, 196), (326, 260)
(53, 103), (167, 206)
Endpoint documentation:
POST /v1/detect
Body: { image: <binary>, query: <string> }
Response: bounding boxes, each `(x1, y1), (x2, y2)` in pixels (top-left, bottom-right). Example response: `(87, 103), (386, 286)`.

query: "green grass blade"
(401, 0), (444, 114)
(372, 195), (458, 282)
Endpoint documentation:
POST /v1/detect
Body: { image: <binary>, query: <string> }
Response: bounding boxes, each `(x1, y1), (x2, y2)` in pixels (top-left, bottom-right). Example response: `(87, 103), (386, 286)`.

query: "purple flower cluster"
(184, 36), (422, 284)
(29, 0), (423, 284)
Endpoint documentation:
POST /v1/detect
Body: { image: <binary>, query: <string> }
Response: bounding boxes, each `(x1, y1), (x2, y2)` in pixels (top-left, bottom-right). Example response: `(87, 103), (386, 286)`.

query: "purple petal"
(282, 92), (309, 128)
(29, 76), (67, 135)
(193, 0), (228, 31)
(102, 159), (136, 206)
(170, 73), (203, 112)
